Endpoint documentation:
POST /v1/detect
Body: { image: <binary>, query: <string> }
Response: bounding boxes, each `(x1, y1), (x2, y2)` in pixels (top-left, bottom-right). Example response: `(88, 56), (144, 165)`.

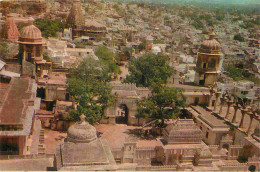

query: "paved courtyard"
(44, 129), (67, 154)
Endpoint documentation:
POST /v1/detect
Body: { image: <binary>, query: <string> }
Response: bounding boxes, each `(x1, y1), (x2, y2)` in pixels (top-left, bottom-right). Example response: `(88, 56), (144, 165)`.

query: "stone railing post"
(231, 105), (239, 123)
(214, 92), (221, 112)
(225, 101), (233, 120)
(219, 97), (225, 115)
(239, 108), (247, 129)
(247, 112), (256, 136)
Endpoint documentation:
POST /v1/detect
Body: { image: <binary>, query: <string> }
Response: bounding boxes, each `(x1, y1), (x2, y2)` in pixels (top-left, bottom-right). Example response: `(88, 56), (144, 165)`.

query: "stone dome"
(20, 24), (42, 39)
(199, 32), (221, 54)
(67, 114), (97, 143)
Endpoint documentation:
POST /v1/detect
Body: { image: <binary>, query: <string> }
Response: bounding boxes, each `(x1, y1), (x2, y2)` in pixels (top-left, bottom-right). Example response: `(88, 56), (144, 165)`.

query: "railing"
(0, 154), (54, 160)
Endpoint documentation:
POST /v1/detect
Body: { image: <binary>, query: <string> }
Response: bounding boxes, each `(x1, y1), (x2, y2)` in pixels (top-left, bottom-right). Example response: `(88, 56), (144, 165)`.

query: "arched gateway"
(104, 82), (150, 126)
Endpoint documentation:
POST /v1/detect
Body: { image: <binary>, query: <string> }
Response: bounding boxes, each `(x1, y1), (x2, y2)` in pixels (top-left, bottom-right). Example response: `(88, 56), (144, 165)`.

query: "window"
(206, 131), (209, 138)
(241, 91), (248, 95)
(203, 63), (207, 69)
(36, 46), (41, 57)
(200, 126), (202, 130)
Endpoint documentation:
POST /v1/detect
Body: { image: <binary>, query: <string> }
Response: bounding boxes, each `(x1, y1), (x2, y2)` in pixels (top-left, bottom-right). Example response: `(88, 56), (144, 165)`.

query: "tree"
(125, 53), (174, 87)
(136, 85), (185, 130)
(67, 58), (115, 124)
(234, 34), (245, 42)
(95, 45), (121, 75)
(35, 18), (64, 38)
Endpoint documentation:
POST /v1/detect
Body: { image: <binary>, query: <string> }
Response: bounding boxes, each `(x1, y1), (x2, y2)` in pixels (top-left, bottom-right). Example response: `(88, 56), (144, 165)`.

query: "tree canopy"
(136, 85), (185, 128)
(35, 18), (64, 38)
(66, 58), (115, 124)
(95, 45), (121, 75)
(125, 53), (174, 87)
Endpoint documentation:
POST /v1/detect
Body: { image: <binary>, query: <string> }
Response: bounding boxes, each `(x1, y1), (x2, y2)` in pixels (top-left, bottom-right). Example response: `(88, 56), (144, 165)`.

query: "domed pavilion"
(18, 19), (52, 77)
(55, 114), (116, 170)
(195, 32), (222, 86)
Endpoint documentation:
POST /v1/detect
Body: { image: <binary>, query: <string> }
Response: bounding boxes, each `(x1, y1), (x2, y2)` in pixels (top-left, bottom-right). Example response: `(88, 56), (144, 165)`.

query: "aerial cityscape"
(0, 0), (259, 171)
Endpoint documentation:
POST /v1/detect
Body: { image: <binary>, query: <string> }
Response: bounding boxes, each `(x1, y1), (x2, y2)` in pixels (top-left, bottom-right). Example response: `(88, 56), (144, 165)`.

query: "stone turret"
(1, 14), (20, 42)
(195, 31), (222, 86)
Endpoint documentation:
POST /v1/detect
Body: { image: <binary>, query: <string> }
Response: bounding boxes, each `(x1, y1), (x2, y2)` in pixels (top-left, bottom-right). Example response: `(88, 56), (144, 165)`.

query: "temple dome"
(199, 32), (221, 54)
(20, 24), (42, 40)
(67, 114), (97, 143)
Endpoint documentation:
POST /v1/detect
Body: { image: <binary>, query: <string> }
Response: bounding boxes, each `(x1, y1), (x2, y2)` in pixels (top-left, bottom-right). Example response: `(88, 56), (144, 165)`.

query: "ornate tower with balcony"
(195, 32), (222, 86)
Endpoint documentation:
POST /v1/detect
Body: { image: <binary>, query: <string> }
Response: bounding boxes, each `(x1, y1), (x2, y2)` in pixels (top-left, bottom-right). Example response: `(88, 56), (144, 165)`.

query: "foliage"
(136, 85), (185, 128)
(225, 65), (243, 81)
(67, 58), (115, 124)
(43, 52), (51, 62)
(138, 42), (145, 51)
(95, 45), (121, 75)
(0, 40), (9, 59)
(35, 18), (64, 38)
(17, 22), (29, 31)
(122, 47), (134, 60)
(234, 34), (245, 42)
(125, 53), (174, 87)
(225, 64), (260, 85)
(192, 19), (204, 30)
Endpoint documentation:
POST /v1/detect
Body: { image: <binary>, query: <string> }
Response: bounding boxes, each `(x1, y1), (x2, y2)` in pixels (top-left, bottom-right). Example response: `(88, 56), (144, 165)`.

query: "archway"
(222, 144), (229, 150)
(116, 104), (129, 124)
(37, 87), (45, 99)
(248, 165), (256, 172)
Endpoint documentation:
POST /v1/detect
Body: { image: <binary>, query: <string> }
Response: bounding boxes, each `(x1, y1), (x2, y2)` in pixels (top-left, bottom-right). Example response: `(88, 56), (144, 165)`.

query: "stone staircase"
(38, 129), (46, 155)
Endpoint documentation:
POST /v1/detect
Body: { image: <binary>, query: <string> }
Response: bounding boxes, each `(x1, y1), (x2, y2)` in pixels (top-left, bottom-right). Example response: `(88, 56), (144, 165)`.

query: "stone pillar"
(165, 150), (169, 165)
(219, 97), (225, 115)
(214, 92), (221, 111)
(246, 112), (255, 135)
(239, 108), (247, 129)
(208, 91), (214, 108)
(225, 101), (233, 120)
(231, 105), (239, 123)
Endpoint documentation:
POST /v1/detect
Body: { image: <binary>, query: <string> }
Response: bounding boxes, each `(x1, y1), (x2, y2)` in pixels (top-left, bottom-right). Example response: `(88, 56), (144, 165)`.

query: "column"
(214, 92), (221, 111)
(239, 108), (247, 129)
(208, 91), (214, 108)
(246, 112), (255, 135)
(231, 105), (239, 123)
(219, 97), (225, 114)
(165, 150), (169, 165)
(225, 101), (233, 120)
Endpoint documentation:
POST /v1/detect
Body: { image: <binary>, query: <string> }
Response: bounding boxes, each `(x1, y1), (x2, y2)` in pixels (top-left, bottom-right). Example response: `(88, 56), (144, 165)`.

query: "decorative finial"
(80, 114), (86, 124)
(208, 26), (216, 40)
(28, 17), (34, 25)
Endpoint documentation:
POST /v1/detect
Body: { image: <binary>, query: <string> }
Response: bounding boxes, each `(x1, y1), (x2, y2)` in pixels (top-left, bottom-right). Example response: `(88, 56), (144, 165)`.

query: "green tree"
(95, 45), (121, 75)
(35, 18), (64, 38)
(225, 65), (243, 81)
(136, 85), (185, 130)
(125, 53), (174, 87)
(234, 34), (245, 42)
(67, 58), (115, 124)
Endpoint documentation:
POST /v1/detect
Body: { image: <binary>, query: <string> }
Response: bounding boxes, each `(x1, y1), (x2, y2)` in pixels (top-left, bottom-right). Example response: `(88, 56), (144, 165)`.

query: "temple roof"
(1, 14), (20, 42)
(164, 119), (202, 144)
(199, 32), (221, 55)
(67, 114), (97, 143)
(66, 0), (85, 29)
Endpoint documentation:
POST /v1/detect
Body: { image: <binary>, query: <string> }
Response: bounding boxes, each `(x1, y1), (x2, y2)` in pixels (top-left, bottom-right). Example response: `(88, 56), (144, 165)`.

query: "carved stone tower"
(195, 32), (222, 86)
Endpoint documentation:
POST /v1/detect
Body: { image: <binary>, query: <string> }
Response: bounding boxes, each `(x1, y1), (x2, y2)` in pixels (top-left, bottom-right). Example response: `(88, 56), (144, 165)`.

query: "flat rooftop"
(0, 77), (32, 125)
